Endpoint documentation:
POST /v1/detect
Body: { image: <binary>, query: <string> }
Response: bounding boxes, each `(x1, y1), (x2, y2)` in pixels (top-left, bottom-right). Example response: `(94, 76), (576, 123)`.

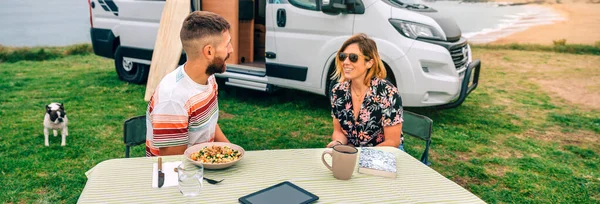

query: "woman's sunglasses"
(339, 53), (367, 63)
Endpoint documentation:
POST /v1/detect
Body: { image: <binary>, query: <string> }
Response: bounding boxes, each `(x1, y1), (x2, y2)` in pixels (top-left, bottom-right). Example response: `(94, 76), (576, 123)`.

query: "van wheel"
(114, 46), (149, 84)
(384, 63), (397, 87)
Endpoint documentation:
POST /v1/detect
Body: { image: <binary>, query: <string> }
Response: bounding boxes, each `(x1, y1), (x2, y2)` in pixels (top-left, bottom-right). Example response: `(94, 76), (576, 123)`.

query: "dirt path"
(477, 49), (600, 110)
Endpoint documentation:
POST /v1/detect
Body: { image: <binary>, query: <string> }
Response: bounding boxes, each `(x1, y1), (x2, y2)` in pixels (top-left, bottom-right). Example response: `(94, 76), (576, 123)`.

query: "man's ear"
(203, 44), (214, 60)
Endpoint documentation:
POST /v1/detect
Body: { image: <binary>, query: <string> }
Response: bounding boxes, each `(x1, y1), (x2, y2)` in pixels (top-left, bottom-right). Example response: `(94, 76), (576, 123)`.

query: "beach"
(490, 1), (600, 45)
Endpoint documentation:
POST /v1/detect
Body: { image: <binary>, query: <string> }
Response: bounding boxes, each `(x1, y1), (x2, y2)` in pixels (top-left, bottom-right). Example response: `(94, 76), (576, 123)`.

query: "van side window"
(289, 0), (318, 11)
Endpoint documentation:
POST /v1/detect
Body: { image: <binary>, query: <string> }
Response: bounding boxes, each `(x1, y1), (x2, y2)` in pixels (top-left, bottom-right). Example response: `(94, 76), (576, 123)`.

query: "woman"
(327, 33), (403, 148)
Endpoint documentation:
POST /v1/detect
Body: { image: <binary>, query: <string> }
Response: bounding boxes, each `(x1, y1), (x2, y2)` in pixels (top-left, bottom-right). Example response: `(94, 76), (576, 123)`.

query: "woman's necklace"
(351, 88), (367, 101)
(351, 85), (367, 120)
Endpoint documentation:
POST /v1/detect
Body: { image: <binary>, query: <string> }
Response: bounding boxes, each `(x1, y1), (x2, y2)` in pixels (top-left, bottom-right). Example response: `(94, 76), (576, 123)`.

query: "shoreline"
(487, 1), (600, 45)
(464, 2), (566, 44)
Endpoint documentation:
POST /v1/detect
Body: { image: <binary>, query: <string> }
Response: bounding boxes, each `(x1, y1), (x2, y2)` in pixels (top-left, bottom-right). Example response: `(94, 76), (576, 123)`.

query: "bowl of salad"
(184, 142), (245, 169)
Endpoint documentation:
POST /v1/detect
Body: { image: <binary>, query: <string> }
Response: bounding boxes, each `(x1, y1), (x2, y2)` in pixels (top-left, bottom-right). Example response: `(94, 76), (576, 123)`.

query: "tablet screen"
(239, 181), (318, 204)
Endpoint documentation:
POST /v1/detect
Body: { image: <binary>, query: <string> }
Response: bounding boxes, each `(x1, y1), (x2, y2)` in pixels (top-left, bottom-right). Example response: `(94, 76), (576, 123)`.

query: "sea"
(0, 0), (564, 47)
(428, 1), (565, 43)
(0, 0), (91, 47)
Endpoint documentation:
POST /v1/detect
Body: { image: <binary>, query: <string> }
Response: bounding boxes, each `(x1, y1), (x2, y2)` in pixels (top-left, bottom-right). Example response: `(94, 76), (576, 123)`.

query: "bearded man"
(146, 11), (233, 156)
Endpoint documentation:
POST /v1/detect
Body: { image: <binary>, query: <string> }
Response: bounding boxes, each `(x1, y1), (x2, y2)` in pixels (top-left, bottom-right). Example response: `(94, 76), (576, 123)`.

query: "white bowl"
(184, 142), (245, 170)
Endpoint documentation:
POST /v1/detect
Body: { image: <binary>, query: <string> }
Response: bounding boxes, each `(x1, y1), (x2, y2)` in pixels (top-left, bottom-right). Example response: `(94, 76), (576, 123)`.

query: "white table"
(78, 147), (485, 203)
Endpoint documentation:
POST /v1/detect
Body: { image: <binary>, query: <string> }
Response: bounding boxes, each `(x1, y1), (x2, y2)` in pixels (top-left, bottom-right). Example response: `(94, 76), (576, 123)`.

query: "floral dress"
(330, 77), (404, 147)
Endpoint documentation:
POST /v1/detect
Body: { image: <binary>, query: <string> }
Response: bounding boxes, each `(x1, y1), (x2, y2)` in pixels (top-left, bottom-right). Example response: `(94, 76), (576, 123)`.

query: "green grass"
(0, 47), (599, 203)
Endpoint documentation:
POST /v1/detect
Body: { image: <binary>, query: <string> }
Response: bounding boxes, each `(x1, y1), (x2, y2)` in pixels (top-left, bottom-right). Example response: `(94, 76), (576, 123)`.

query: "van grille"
(450, 44), (469, 69)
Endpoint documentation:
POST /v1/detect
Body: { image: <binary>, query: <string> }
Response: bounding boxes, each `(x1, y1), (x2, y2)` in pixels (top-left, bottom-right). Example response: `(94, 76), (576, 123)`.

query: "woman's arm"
(377, 79), (403, 147)
(327, 117), (349, 148)
(377, 123), (402, 147)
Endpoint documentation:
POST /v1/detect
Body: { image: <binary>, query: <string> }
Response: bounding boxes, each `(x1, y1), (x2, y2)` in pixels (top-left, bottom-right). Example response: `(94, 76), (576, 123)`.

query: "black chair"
(402, 111), (433, 166)
(123, 115), (147, 158)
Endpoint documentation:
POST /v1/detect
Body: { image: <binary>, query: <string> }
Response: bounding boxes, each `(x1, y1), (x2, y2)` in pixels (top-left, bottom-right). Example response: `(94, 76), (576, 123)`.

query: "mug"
(321, 145), (358, 180)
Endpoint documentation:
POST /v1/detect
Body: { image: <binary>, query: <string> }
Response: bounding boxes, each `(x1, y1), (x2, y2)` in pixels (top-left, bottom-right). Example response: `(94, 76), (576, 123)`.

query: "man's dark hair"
(180, 11), (231, 57)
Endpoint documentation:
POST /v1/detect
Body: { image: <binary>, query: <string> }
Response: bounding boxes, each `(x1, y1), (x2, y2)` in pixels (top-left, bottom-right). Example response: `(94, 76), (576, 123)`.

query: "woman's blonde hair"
(331, 33), (386, 86)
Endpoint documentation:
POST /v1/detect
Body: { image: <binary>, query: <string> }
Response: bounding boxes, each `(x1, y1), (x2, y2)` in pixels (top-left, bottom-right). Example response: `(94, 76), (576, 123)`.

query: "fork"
(203, 177), (224, 184)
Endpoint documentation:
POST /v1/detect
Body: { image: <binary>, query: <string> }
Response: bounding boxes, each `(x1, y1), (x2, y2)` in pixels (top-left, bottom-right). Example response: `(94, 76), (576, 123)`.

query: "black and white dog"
(44, 102), (69, 146)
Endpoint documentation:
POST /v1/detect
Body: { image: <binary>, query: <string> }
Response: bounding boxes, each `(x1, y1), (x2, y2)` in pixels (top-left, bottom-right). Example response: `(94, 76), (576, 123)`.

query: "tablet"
(239, 181), (319, 204)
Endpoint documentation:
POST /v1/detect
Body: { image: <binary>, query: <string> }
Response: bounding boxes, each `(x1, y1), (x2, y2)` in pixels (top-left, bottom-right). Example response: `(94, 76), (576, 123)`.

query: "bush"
(472, 43), (600, 55)
(553, 39), (567, 46)
(0, 43), (93, 63)
(0, 47), (61, 62)
(64, 44), (93, 55)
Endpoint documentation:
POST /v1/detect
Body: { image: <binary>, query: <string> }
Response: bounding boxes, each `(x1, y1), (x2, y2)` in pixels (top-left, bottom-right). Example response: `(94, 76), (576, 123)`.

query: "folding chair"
(123, 115), (147, 158)
(402, 111), (433, 166)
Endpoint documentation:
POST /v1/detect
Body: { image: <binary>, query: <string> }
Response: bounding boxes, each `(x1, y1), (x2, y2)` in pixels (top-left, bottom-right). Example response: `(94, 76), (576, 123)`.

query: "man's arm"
(214, 124), (230, 143)
(151, 101), (190, 156)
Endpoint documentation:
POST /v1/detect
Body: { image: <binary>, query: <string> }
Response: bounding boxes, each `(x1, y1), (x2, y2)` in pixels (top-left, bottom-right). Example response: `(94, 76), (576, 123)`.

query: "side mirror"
(321, 0), (347, 13)
(321, 0), (365, 15)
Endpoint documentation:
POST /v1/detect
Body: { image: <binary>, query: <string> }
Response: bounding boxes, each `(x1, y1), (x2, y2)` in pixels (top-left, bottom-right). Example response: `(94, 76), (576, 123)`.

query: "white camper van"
(89, 0), (481, 108)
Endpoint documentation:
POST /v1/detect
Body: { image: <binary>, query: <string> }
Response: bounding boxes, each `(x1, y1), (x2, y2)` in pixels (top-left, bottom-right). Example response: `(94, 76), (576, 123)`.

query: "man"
(146, 11), (233, 156)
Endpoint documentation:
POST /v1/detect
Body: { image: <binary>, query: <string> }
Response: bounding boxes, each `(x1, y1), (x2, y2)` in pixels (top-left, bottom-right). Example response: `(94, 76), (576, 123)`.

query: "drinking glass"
(177, 162), (203, 197)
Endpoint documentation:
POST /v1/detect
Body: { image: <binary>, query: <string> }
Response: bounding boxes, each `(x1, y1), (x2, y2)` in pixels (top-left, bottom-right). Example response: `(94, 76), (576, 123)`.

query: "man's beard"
(206, 54), (230, 75)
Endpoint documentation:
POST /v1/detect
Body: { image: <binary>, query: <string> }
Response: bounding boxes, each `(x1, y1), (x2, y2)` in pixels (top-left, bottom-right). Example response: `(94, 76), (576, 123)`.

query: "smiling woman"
(328, 33), (404, 148)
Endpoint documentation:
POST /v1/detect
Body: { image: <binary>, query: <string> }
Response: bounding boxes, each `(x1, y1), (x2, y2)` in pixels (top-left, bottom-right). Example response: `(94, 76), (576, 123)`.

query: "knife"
(157, 157), (165, 188)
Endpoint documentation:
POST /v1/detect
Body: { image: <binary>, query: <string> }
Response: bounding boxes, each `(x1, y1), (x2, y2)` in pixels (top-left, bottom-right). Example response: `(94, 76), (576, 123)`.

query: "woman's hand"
(328, 118), (349, 148)
(326, 140), (343, 148)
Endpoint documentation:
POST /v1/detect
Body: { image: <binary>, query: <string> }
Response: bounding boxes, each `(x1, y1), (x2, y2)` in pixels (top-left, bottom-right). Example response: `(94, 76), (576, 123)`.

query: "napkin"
(152, 161), (182, 188)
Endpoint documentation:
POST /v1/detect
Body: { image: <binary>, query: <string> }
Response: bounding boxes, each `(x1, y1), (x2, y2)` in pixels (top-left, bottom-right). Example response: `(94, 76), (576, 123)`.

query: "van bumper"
(90, 28), (116, 59)
(435, 59), (481, 109)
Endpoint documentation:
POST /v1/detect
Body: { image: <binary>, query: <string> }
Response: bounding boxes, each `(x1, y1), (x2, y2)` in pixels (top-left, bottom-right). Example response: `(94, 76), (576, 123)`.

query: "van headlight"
(389, 19), (445, 41)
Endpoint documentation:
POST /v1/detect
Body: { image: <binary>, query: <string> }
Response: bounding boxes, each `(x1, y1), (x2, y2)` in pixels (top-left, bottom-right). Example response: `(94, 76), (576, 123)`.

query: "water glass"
(177, 163), (203, 197)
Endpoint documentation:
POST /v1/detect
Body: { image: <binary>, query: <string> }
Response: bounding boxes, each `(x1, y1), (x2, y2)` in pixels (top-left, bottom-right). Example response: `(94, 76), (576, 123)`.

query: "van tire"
(325, 61), (337, 97)
(384, 63), (397, 87)
(114, 46), (149, 84)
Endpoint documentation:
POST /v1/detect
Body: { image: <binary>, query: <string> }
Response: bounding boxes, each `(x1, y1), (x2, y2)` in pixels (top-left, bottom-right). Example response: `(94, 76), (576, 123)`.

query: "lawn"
(0, 47), (598, 203)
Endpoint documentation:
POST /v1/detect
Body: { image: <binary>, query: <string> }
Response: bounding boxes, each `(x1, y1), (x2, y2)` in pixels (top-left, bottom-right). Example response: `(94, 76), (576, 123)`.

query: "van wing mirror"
(321, 0), (365, 14)
(321, 0), (347, 13)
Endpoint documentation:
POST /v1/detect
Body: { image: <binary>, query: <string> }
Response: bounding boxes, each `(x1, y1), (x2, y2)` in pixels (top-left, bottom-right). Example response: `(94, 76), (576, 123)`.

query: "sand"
(490, 1), (600, 45)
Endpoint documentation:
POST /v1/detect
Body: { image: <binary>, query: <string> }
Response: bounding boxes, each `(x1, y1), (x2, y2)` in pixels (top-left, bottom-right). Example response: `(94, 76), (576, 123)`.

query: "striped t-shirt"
(146, 65), (219, 156)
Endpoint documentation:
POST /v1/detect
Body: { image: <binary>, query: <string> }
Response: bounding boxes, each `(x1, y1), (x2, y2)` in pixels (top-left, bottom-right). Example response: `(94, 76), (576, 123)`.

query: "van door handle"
(265, 52), (276, 59)
(276, 9), (286, 27)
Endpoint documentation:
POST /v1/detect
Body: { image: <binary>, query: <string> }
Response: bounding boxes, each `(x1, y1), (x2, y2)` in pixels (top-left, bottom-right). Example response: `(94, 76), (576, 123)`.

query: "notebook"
(358, 148), (397, 178)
